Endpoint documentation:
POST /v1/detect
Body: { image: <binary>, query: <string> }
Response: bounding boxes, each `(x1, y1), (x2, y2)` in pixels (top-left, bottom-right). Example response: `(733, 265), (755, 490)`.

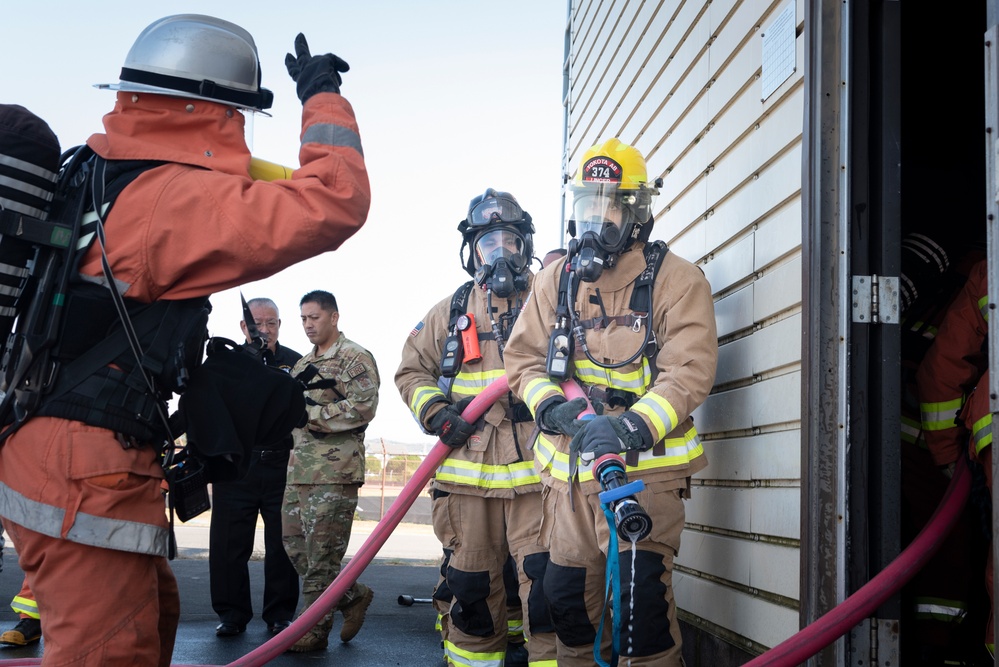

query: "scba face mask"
(568, 194), (635, 282)
(568, 233), (609, 282)
(473, 228), (530, 298)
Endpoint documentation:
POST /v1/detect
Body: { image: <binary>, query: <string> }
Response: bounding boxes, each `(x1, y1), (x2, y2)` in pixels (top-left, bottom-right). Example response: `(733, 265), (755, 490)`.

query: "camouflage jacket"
(287, 332), (380, 485)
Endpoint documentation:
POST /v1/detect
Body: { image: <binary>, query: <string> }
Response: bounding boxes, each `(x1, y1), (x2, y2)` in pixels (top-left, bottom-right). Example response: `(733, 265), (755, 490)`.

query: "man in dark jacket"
(211, 298), (302, 637)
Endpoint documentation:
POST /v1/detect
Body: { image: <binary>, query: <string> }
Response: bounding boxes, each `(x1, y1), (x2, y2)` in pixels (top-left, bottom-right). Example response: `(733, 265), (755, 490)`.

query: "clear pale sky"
(2, 1), (569, 443)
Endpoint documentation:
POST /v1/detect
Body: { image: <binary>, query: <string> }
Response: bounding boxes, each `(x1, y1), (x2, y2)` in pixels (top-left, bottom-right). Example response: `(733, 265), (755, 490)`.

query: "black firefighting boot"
(0, 617), (41, 646)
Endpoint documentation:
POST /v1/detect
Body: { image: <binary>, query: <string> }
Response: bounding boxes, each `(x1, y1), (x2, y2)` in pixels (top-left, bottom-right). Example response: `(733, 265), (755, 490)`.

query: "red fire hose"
(741, 458), (972, 666)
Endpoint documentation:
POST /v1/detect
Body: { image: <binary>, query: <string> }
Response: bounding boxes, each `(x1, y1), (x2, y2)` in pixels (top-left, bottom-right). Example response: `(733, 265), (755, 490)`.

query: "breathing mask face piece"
(473, 228), (529, 298)
(568, 234), (607, 282)
(569, 191), (633, 282)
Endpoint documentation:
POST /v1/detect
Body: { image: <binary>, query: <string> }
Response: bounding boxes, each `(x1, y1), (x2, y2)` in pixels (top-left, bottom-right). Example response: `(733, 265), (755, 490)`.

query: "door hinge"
(852, 275), (900, 324)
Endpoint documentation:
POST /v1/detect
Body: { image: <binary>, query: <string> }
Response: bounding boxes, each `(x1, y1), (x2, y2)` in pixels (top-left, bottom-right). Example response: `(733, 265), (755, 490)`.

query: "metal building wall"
(563, 0), (805, 653)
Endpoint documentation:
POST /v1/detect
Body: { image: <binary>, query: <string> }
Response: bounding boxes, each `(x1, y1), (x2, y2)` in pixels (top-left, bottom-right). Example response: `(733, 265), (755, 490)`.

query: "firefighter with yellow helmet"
(395, 189), (556, 667)
(505, 138), (718, 665)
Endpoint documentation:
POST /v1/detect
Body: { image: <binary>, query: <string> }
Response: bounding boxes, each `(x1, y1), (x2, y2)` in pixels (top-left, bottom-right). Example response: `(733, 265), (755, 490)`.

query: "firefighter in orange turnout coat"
(0, 16), (369, 666)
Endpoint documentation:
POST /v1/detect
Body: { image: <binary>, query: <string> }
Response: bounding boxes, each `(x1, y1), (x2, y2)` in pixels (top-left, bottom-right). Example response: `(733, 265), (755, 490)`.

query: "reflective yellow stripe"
(920, 398), (964, 431)
(10, 595), (38, 619)
(452, 369), (507, 395)
(979, 294), (990, 322)
(523, 378), (563, 414)
(913, 596), (968, 623)
(899, 416), (927, 449)
(536, 427), (703, 482)
(530, 661), (559, 667)
(973, 413), (993, 456)
(436, 458), (540, 489)
(631, 393), (679, 441)
(411, 385), (446, 417)
(443, 640), (505, 667)
(573, 358), (651, 393)
(507, 618), (524, 637)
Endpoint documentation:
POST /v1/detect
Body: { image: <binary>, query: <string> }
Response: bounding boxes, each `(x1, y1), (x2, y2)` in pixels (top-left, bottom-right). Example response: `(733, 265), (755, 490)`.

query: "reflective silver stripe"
(536, 427), (703, 482)
(0, 196), (46, 219)
(900, 416), (921, 445)
(443, 639), (504, 667)
(0, 173), (55, 204)
(0, 283), (21, 299)
(0, 261), (29, 280)
(973, 413), (993, 456)
(301, 123), (364, 156)
(632, 393), (678, 441)
(435, 458), (539, 489)
(574, 358), (650, 392)
(523, 377), (561, 414)
(0, 153), (58, 183)
(920, 398), (964, 431)
(11, 595), (39, 619)
(0, 481), (169, 557)
(410, 385), (445, 416)
(914, 598), (967, 622)
(451, 369), (506, 395)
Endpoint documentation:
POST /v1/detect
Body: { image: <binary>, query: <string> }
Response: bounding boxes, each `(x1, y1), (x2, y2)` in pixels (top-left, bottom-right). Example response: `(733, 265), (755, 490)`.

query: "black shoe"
(215, 622), (245, 637)
(267, 620), (291, 635)
(0, 617), (41, 646)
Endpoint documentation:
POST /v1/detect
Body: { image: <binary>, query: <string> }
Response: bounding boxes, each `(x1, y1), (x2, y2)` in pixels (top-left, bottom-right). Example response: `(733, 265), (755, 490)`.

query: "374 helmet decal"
(581, 157), (623, 184)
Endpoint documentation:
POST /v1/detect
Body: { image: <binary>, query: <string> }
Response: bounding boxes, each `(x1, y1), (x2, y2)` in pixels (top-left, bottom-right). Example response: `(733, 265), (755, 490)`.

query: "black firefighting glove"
(285, 33), (350, 103)
(537, 397), (588, 436)
(572, 413), (649, 466)
(429, 397), (477, 448)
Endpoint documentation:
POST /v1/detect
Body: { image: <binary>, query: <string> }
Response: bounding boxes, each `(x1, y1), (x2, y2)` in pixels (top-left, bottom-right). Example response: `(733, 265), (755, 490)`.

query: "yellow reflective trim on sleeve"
(523, 377), (564, 415)
(631, 393), (679, 441)
(973, 413), (993, 457)
(410, 385), (446, 418)
(900, 415), (923, 447)
(979, 294), (990, 322)
(920, 398), (965, 432)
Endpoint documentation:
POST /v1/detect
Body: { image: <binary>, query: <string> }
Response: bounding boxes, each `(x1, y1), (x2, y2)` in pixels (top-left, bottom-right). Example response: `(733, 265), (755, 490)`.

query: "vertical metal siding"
(565, 0), (805, 652)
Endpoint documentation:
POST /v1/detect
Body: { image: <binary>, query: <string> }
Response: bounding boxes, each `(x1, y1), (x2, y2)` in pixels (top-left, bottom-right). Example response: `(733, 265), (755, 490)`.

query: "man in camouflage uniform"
(282, 290), (379, 653)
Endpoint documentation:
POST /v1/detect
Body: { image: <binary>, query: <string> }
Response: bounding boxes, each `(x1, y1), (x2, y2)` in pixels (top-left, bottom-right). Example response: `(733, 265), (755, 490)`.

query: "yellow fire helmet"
(570, 138), (661, 254)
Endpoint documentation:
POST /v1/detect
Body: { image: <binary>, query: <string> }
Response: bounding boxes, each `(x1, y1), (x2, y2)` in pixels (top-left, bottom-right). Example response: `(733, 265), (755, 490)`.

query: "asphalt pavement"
(0, 494), (447, 667)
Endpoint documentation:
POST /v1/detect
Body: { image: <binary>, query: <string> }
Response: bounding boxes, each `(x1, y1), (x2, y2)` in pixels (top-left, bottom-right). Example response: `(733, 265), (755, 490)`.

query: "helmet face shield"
(571, 185), (656, 254)
(467, 195), (525, 229)
(473, 228), (529, 271)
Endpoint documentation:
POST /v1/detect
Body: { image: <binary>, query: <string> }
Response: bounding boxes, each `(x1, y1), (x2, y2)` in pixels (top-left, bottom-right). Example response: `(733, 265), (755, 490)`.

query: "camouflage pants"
(281, 482), (365, 637)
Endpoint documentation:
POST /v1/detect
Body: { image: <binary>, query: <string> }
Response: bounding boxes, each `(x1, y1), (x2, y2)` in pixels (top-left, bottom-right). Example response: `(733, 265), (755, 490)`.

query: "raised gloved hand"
(538, 397), (588, 436)
(285, 33), (350, 103)
(572, 414), (648, 465)
(429, 397), (477, 448)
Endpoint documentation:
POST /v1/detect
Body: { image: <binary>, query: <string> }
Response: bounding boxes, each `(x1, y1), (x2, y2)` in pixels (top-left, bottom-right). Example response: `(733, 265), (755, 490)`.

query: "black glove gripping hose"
(742, 458), (972, 667)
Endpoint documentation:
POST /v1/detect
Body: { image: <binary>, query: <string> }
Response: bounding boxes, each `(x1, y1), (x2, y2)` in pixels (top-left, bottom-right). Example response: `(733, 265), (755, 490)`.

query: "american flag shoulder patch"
(410, 321), (424, 337)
